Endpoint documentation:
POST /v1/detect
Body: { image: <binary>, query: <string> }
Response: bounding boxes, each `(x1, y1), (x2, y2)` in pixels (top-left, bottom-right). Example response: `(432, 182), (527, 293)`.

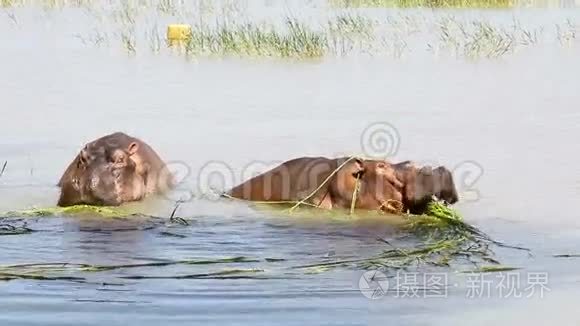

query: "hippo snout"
(86, 166), (123, 205)
(433, 166), (459, 204)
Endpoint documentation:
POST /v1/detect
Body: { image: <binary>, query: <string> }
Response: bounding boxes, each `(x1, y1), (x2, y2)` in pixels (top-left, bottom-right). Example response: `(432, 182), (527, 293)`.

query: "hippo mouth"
(405, 166), (459, 214)
(80, 166), (145, 206)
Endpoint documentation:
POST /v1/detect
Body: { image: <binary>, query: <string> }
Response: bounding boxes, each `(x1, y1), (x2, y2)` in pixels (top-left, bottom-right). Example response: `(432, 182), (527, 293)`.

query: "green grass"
(181, 19), (328, 58)
(331, 0), (515, 8)
(436, 17), (518, 59)
(178, 14), (376, 59)
(328, 14), (375, 36)
(3, 0), (571, 60)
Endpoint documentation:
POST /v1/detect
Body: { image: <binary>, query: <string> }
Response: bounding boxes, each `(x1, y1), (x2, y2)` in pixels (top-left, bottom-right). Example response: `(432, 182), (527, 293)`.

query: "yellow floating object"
(167, 24), (192, 41)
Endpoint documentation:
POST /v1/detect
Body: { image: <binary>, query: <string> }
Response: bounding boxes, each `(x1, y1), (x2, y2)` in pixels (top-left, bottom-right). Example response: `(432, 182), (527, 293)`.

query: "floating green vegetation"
(120, 268), (265, 280)
(5, 205), (136, 218)
(0, 256), (265, 281)
(331, 0), (515, 8)
(289, 201), (527, 273)
(553, 253), (580, 258)
(460, 265), (521, 273)
(0, 221), (33, 235)
(1, 199), (527, 280)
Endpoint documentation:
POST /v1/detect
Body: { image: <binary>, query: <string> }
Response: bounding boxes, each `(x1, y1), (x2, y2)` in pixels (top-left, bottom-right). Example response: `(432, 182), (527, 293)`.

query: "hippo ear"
(352, 158), (365, 178)
(127, 142), (139, 156)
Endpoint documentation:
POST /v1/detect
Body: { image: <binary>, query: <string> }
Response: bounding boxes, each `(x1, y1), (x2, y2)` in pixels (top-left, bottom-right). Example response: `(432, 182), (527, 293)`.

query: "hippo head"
(394, 162), (459, 214)
(336, 159), (405, 212)
(58, 142), (146, 206)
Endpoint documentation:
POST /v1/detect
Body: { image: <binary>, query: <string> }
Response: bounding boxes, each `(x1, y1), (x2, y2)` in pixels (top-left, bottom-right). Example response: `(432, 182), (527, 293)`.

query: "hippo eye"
(111, 150), (128, 166)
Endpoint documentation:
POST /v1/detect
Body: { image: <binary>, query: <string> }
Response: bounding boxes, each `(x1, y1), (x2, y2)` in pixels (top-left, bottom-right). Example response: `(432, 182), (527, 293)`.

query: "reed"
(331, 0), (516, 8)
(3, 0), (574, 60)
(182, 19), (327, 58)
(289, 200), (527, 273)
(0, 161), (6, 178)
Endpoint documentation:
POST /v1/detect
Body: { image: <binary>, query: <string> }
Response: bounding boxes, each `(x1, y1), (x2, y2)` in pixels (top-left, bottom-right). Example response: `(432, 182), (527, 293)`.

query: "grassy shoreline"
(1, 1), (578, 59)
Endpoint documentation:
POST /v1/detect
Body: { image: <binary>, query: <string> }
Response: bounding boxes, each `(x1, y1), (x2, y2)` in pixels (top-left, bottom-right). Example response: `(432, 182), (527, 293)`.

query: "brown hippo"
(227, 157), (458, 214)
(391, 161), (459, 214)
(57, 132), (173, 207)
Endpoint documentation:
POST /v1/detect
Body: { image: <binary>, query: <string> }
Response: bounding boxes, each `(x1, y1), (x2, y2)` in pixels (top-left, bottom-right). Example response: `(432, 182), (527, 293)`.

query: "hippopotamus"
(57, 132), (173, 207)
(227, 157), (458, 214)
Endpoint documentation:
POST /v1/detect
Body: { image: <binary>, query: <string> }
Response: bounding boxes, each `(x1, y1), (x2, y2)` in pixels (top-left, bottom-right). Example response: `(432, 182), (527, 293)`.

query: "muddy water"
(1, 3), (580, 326)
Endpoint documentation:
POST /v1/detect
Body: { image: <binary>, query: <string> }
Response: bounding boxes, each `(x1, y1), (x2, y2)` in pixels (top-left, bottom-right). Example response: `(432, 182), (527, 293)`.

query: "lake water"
(1, 2), (580, 325)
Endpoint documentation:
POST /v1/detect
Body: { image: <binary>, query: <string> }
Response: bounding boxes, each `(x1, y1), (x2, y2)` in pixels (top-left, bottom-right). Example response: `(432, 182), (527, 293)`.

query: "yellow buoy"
(167, 24), (192, 41)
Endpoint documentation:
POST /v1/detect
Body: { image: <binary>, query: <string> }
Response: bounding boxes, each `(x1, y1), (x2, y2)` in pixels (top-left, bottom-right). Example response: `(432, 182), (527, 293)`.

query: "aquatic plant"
(281, 199), (527, 274)
(331, 0), (516, 8)
(121, 29), (137, 54)
(328, 14), (375, 37)
(0, 161), (6, 178)
(0, 0), (17, 7)
(4, 0), (575, 60)
(0, 257), (265, 281)
(553, 253), (580, 258)
(436, 17), (513, 58)
(182, 18), (328, 58)
(0, 220), (33, 235)
(5, 205), (134, 218)
(556, 19), (577, 46)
